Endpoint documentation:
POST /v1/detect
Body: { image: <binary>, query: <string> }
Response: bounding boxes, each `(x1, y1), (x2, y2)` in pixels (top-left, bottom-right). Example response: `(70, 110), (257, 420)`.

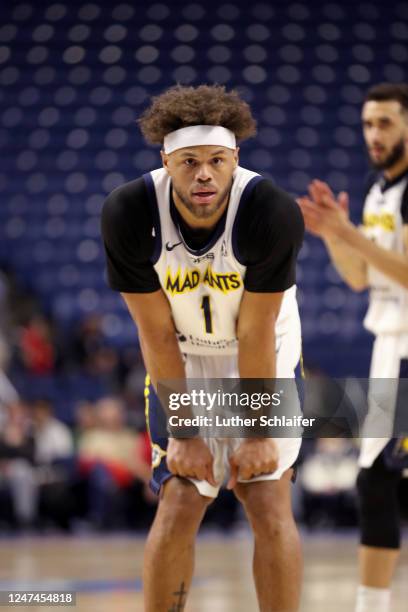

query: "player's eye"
(212, 158), (223, 165)
(184, 158), (196, 166)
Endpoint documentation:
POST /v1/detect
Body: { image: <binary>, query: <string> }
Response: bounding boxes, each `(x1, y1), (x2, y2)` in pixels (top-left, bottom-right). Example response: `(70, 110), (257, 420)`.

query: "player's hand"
(297, 180), (350, 240)
(167, 437), (216, 486)
(227, 438), (279, 490)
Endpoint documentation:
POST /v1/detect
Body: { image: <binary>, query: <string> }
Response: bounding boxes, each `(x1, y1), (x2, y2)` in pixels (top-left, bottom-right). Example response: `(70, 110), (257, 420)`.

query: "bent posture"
(102, 84), (304, 611)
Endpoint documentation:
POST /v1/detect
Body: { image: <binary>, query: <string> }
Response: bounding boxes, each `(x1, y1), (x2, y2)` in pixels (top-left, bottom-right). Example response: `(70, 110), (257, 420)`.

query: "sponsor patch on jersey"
(363, 211), (396, 231)
(189, 252), (215, 264)
(165, 264), (242, 295)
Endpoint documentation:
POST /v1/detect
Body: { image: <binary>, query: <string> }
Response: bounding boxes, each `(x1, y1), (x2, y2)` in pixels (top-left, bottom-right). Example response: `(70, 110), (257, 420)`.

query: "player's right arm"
(120, 290), (216, 486)
(101, 180), (215, 485)
(120, 289), (185, 387)
(100, 178), (185, 383)
(298, 180), (368, 291)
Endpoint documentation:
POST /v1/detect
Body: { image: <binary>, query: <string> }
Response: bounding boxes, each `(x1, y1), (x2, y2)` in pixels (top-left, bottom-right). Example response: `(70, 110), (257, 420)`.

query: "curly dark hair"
(138, 84), (257, 145)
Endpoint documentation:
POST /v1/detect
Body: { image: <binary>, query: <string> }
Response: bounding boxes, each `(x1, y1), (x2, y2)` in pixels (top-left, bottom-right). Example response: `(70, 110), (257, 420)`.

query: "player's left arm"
(235, 179), (304, 380)
(227, 181), (304, 489)
(227, 292), (284, 489)
(237, 290), (283, 378)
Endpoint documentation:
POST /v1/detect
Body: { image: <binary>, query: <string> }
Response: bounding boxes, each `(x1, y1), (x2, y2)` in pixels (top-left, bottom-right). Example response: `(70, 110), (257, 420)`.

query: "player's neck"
(172, 190), (229, 230)
(383, 154), (408, 181)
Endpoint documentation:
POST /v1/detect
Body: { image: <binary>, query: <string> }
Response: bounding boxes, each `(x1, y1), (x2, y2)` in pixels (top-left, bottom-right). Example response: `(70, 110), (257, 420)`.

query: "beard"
(369, 138), (406, 170)
(173, 180), (233, 219)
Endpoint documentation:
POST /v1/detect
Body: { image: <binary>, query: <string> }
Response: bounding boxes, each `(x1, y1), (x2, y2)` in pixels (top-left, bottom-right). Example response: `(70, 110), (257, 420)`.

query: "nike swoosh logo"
(165, 241), (183, 251)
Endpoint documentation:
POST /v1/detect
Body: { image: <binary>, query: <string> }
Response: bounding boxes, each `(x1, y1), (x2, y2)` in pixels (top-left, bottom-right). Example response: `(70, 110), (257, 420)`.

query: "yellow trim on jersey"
(144, 373), (167, 468)
(300, 351), (305, 379)
(144, 373), (152, 443)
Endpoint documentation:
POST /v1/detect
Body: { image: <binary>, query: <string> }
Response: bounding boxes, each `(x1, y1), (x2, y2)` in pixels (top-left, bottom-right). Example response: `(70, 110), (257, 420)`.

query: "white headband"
(163, 125), (236, 154)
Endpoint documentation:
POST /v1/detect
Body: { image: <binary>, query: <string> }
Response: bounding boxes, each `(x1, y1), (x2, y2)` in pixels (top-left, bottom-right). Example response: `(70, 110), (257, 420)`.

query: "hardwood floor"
(0, 531), (407, 611)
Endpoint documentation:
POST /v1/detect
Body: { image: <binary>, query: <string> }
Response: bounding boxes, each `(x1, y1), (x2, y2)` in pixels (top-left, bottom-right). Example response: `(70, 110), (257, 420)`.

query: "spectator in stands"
(0, 401), (36, 529)
(77, 396), (152, 528)
(0, 271), (12, 341)
(31, 398), (74, 464)
(74, 400), (97, 438)
(0, 273), (19, 424)
(31, 398), (75, 530)
(70, 314), (119, 381)
(299, 439), (359, 528)
(19, 315), (55, 375)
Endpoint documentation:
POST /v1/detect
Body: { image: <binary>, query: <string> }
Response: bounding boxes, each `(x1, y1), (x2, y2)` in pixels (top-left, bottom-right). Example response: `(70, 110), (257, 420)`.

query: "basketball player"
(102, 85), (304, 611)
(298, 83), (408, 612)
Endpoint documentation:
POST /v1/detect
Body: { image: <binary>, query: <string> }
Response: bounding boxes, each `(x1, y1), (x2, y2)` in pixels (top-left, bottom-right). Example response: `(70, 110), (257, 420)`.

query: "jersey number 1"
(200, 296), (213, 334)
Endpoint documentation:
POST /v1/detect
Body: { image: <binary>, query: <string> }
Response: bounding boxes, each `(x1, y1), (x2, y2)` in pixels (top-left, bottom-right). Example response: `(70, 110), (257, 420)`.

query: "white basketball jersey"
(362, 176), (408, 335)
(144, 166), (299, 356)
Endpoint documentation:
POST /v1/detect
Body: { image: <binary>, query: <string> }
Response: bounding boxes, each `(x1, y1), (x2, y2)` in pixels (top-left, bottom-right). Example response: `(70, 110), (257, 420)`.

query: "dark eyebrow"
(363, 116), (392, 123)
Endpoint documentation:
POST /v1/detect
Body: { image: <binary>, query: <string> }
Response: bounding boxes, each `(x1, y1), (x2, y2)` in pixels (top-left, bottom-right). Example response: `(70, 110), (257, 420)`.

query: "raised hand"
(297, 179), (350, 240)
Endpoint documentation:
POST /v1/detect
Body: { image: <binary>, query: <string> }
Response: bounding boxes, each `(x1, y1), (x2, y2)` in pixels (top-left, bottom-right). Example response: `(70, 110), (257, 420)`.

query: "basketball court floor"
(1, 531), (407, 611)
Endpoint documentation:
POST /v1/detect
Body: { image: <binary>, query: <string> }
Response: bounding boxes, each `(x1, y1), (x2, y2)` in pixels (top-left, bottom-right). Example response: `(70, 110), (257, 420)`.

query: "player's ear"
(234, 147), (240, 168)
(161, 150), (170, 174)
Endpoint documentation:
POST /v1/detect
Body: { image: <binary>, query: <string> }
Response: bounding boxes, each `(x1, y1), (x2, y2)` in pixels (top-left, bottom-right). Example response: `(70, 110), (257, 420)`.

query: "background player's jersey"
(145, 166), (299, 356)
(362, 173), (408, 335)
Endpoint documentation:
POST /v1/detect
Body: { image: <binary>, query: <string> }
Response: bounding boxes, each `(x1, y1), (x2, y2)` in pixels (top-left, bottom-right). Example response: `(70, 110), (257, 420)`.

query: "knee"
(237, 483), (292, 538)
